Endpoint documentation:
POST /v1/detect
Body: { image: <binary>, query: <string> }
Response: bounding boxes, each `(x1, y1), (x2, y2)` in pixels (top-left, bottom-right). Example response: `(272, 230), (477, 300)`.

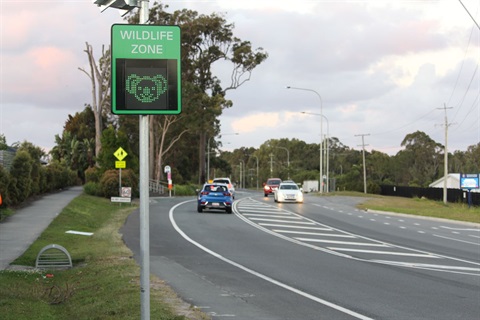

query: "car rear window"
(268, 179), (281, 185)
(204, 185), (227, 192)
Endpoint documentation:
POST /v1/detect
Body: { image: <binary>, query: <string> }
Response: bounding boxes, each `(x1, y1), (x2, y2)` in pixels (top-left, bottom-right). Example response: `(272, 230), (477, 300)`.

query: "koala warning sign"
(111, 24), (181, 115)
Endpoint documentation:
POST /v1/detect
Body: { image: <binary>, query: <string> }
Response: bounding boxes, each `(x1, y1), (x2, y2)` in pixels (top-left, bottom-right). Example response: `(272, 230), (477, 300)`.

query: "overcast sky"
(1, 0), (479, 156)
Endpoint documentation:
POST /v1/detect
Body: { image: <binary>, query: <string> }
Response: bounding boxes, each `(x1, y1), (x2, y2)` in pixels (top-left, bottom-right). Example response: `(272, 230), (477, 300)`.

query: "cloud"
(231, 112), (280, 133)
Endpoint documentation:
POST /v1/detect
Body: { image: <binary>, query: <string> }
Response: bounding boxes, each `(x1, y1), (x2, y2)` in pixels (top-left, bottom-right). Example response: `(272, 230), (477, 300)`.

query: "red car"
(263, 178), (282, 197)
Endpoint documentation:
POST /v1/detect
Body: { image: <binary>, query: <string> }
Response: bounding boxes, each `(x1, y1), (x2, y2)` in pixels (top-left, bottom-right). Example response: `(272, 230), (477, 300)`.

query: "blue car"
(197, 183), (233, 213)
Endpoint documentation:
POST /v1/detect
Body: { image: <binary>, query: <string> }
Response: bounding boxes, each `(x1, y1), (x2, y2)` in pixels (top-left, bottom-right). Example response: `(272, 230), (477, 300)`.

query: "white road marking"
(433, 234), (480, 246)
(298, 239), (390, 246)
(329, 248), (439, 257)
(292, 233), (356, 238)
(440, 226), (480, 231)
(243, 213), (302, 220)
(274, 230), (354, 237)
(236, 198), (480, 276)
(249, 218), (315, 225)
(259, 223), (331, 231)
(170, 200), (375, 320)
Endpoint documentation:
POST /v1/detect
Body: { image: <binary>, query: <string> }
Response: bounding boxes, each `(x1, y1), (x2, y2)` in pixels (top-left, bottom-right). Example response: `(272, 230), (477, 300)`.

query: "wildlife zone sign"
(111, 24), (181, 115)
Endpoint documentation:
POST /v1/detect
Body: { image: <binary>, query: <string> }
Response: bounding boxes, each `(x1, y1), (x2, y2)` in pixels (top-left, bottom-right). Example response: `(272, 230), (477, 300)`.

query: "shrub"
(99, 169), (138, 198)
(174, 184), (198, 196)
(85, 167), (101, 183)
(83, 182), (102, 197)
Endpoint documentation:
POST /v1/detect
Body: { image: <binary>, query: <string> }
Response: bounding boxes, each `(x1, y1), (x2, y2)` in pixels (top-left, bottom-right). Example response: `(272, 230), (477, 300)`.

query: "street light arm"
(287, 86), (325, 192)
(287, 86), (322, 106)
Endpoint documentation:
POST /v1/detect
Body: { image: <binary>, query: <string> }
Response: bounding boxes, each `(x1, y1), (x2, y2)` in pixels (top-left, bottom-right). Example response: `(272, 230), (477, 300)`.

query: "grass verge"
(0, 194), (209, 320)
(327, 191), (480, 224)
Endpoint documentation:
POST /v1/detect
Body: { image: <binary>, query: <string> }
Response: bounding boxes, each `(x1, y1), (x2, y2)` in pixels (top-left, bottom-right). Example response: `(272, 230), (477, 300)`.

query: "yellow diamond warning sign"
(114, 147), (128, 161)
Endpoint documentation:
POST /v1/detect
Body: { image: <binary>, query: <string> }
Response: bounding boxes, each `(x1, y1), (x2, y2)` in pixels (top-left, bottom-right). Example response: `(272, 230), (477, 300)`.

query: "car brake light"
(223, 192), (231, 196)
(201, 191), (209, 195)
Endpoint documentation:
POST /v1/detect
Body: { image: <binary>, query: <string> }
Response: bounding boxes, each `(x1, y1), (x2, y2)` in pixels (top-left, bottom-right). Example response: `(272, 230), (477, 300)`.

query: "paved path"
(0, 186), (83, 270)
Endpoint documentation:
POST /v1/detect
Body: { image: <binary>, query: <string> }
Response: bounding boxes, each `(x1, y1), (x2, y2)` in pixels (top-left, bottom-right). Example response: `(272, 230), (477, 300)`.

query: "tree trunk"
(199, 132), (206, 184)
(79, 42), (109, 167)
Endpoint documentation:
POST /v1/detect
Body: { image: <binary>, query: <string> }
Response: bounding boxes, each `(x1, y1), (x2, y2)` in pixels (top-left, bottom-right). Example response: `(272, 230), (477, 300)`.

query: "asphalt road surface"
(121, 190), (480, 320)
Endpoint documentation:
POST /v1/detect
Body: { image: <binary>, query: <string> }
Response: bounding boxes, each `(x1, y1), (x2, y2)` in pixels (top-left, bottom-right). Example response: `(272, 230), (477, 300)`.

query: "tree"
(127, 4), (268, 183)
(79, 43), (110, 166)
(0, 134), (7, 150)
(9, 150), (33, 204)
(399, 131), (443, 186)
(17, 141), (46, 196)
(51, 107), (102, 182)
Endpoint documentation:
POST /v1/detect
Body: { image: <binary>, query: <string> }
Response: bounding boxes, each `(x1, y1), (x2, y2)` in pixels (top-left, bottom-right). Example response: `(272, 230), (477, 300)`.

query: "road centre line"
(274, 230), (355, 237)
(258, 223), (332, 231)
(249, 218), (316, 225)
(371, 260), (480, 272)
(433, 234), (480, 246)
(239, 207), (286, 212)
(288, 233), (358, 240)
(328, 248), (440, 257)
(240, 209), (290, 215)
(297, 239), (390, 247)
(243, 214), (302, 220)
(170, 200), (374, 320)
(440, 226), (480, 231)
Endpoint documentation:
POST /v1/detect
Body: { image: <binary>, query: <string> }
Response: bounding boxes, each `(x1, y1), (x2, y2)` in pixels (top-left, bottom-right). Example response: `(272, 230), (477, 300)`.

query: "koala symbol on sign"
(126, 74), (168, 103)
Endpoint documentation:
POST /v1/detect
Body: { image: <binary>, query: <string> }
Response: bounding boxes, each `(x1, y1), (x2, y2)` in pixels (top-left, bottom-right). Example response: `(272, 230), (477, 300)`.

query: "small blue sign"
(460, 173), (479, 190)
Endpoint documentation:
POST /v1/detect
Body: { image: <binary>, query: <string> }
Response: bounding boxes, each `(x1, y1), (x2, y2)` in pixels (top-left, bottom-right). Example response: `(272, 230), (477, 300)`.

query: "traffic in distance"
(197, 178), (304, 213)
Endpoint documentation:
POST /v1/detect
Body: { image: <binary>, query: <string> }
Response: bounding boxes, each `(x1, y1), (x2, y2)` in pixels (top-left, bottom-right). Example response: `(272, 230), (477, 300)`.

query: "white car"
(212, 177), (236, 199)
(274, 181), (303, 203)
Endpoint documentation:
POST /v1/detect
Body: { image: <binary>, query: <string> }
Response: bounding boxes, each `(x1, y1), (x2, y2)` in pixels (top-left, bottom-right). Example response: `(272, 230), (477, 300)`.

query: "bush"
(99, 169), (139, 198)
(85, 167), (101, 183)
(83, 182), (102, 197)
(174, 184), (198, 196)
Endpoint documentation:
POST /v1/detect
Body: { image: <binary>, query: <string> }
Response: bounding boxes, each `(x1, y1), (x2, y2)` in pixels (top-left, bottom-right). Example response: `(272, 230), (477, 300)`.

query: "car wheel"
(197, 205), (203, 213)
(226, 207), (232, 214)
(264, 193), (268, 197)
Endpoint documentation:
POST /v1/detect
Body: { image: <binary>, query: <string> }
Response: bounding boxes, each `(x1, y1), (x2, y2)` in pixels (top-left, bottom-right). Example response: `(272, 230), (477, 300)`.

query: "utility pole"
(355, 134), (370, 194)
(269, 153), (274, 177)
(438, 104), (453, 204)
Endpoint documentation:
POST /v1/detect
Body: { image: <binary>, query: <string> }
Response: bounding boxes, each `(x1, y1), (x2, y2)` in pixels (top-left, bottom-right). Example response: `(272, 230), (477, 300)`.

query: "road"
(121, 190), (480, 320)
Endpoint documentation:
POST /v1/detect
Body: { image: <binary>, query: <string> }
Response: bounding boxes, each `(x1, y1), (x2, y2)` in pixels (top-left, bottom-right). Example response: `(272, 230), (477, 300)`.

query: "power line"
(459, 0), (480, 30)
(370, 108), (437, 136)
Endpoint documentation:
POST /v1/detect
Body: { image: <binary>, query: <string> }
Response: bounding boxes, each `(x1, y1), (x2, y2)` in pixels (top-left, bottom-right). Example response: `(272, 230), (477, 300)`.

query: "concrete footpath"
(0, 186), (84, 270)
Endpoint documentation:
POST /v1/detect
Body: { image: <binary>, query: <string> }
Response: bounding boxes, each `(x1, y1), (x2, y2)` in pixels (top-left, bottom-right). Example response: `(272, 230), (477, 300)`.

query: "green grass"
(0, 194), (208, 320)
(327, 191), (480, 224)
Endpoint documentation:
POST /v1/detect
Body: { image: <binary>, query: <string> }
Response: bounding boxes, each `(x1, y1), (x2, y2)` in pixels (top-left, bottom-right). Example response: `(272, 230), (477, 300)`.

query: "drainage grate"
(35, 244), (72, 269)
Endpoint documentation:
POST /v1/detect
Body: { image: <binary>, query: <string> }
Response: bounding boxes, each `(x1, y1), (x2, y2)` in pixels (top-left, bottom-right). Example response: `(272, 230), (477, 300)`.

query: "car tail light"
(201, 191), (210, 195)
(223, 192), (231, 196)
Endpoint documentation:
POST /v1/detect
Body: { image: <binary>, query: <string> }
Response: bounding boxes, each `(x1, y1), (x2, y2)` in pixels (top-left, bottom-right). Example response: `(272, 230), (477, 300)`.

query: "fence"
(380, 185), (480, 206)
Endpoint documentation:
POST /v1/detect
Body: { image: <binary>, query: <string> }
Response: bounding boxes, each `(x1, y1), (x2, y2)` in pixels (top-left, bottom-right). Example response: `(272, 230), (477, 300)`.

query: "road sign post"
(114, 147), (128, 196)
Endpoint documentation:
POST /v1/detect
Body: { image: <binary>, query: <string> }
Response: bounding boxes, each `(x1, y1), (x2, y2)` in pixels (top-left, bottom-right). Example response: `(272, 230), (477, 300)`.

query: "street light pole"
(287, 86), (323, 193)
(275, 146), (290, 179)
(95, 1), (152, 319)
(301, 112), (329, 193)
(207, 132), (239, 182)
(251, 155), (259, 189)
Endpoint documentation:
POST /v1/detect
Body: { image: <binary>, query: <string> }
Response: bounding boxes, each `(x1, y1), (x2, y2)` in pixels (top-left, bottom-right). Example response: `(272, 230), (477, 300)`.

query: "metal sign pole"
(138, 2), (150, 320)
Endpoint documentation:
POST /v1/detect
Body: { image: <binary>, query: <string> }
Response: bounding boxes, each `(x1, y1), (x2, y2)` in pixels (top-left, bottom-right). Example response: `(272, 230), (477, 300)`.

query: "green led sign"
(111, 24), (181, 115)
